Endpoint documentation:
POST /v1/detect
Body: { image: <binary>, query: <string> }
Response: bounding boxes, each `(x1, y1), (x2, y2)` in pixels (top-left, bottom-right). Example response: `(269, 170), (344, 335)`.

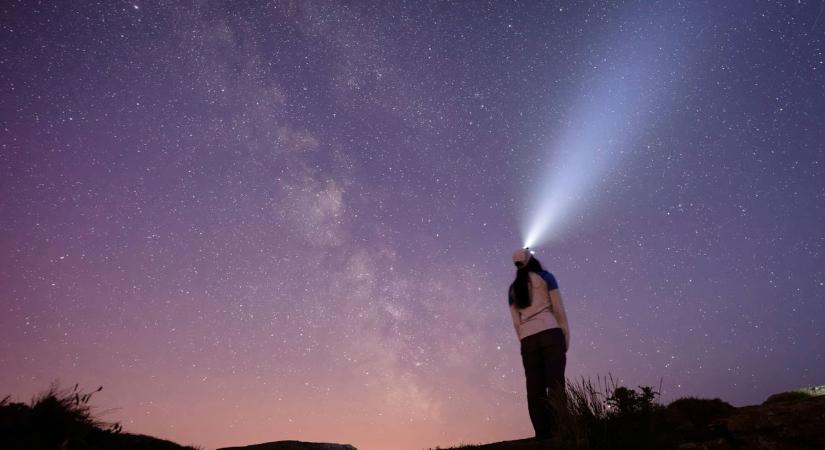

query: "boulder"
(217, 441), (356, 450)
(683, 394), (825, 450)
(763, 385), (825, 405)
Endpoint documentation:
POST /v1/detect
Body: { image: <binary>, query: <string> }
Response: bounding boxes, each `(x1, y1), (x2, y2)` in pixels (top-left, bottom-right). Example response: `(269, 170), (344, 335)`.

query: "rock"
(763, 385), (825, 405)
(665, 397), (736, 442)
(217, 441), (357, 450)
(677, 437), (734, 450)
(718, 395), (825, 449)
(426, 438), (554, 449)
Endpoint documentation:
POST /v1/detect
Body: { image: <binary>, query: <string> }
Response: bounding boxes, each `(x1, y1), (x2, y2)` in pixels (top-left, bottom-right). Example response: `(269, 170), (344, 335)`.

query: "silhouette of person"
(509, 248), (570, 440)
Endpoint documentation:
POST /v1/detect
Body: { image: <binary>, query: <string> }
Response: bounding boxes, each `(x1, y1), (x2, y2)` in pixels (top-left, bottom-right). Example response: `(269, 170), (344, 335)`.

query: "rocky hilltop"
(702, 392), (825, 450)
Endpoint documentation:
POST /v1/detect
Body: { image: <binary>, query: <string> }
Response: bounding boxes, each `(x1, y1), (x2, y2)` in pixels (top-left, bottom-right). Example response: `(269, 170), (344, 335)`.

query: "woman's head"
(512, 248), (543, 272)
(510, 248), (545, 309)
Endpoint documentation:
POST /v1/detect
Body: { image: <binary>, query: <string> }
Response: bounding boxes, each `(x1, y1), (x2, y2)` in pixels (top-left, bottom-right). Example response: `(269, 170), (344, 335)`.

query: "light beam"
(522, 9), (688, 248)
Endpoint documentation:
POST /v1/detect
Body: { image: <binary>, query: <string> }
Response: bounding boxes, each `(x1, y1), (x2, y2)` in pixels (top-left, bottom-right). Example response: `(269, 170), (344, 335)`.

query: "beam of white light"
(522, 14), (684, 248)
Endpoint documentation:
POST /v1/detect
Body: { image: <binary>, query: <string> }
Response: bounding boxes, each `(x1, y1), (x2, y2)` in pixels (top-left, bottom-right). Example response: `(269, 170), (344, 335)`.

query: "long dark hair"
(509, 256), (545, 309)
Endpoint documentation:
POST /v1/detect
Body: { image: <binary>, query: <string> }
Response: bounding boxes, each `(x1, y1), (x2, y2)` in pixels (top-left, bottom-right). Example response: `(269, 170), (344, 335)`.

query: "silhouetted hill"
(5, 383), (823, 450)
(217, 441), (357, 450)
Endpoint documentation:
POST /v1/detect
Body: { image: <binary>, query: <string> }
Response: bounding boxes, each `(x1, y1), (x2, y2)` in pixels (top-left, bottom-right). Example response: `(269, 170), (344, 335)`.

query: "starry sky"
(1, 1), (824, 450)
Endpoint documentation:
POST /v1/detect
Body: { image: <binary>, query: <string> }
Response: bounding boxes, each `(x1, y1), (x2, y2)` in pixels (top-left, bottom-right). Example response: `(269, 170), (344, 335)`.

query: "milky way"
(1, 2), (824, 450)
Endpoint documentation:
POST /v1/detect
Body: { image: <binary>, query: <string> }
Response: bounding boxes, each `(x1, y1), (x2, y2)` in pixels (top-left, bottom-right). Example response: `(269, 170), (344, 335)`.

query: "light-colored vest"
(511, 272), (560, 340)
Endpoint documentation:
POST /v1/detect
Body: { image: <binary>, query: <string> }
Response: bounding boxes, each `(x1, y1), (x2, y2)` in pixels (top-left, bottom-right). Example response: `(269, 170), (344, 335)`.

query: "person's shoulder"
(538, 271), (559, 290)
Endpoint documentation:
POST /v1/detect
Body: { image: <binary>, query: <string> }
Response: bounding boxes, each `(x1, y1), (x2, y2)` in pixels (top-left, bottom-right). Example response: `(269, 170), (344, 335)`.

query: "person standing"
(509, 247), (570, 440)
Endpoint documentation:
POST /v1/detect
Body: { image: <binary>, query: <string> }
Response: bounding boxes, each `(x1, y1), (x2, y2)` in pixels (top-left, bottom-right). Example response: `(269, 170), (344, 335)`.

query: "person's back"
(510, 271), (560, 340)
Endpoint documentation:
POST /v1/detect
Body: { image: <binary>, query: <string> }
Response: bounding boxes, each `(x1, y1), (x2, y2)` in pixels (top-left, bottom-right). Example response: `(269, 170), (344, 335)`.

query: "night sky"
(2, 1), (824, 450)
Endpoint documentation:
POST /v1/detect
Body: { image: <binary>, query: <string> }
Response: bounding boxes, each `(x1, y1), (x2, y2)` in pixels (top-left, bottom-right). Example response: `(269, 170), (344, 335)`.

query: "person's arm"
(549, 288), (570, 351)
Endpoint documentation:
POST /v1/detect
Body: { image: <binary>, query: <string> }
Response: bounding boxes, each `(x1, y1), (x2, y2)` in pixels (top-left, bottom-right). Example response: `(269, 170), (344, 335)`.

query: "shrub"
(663, 397), (734, 442)
(548, 375), (673, 450)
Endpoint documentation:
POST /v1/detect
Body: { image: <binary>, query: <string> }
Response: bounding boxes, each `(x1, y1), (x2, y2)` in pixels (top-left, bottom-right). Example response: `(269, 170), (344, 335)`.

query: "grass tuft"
(547, 374), (672, 450)
(1, 382), (198, 450)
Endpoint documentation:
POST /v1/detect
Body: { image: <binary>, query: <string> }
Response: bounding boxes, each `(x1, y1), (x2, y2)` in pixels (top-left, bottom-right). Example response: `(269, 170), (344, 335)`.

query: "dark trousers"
(520, 327), (567, 439)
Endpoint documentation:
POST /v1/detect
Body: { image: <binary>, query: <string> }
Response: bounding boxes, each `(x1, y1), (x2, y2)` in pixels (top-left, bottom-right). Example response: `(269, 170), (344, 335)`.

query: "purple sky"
(2, 2), (824, 450)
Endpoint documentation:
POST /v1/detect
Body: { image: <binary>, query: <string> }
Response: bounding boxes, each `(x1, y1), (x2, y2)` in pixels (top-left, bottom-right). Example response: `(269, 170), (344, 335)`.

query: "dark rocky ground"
(705, 393), (825, 450)
(433, 391), (825, 450)
(3, 385), (823, 450)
